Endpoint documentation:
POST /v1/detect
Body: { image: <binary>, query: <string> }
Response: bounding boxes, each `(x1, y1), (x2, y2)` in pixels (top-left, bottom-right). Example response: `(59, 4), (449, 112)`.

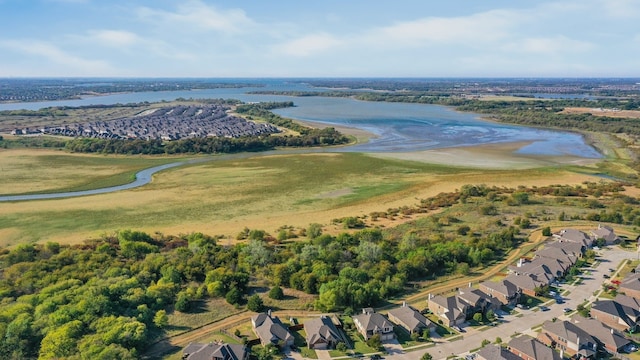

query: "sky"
(0, 0), (639, 78)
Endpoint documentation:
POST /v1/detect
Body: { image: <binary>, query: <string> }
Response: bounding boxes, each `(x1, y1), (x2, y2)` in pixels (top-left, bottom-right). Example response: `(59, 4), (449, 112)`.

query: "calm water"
(0, 80), (601, 158)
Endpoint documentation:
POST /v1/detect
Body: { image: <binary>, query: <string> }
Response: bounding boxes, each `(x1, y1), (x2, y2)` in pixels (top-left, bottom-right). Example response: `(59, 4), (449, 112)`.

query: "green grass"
(164, 299), (245, 337)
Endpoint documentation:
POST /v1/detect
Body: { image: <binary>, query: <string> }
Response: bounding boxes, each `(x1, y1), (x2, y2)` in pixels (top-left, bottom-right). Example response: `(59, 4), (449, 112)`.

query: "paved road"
(386, 246), (636, 360)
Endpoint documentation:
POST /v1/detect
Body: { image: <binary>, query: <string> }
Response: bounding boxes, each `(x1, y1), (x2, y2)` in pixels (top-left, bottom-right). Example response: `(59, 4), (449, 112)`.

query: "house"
(571, 316), (630, 355)
(387, 302), (435, 335)
(479, 279), (521, 306)
(544, 239), (585, 257)
(508, 335), (562, 360)
(352, 308), (395, 341)
(502, 274), (542, 297)
(619, 270), (640, 300)
(251, 311), (295, 347)
(427, 294), (467, 327)
(457, 288), (501, 316)
(591, 295), (640, 332)
(591, 224), (619, 245)
(555, 228), (594, 247)
(304, 316), (343, 350)
(537, 319), (598, 358)
(476, 344), (521, 360)
(182, 342), (248, 360)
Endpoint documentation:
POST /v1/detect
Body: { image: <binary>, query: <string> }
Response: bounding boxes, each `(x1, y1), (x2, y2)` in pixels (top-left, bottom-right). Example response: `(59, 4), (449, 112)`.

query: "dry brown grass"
(561, 107), (640, 119)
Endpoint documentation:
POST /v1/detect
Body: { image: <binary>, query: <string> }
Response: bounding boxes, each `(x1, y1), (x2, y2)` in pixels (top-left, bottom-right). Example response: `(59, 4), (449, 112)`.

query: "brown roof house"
(591, 295), (640, 333)
(508, 335), (562, 360)
(352, 308), (395, 341)
(476, 344), (521, 360)
(304, 316), (343, 350)
(502, 273), (544, 297)
(590, 224), (619, 245)
(387, 302), (435, 335)
(182, 342), (248, 360)
(479, 279), (521, 307)
(537, 319), (598, 359)
(251, 311), (295, 347)
(427, 294), (467, 327)
(571, 316), (630, 355)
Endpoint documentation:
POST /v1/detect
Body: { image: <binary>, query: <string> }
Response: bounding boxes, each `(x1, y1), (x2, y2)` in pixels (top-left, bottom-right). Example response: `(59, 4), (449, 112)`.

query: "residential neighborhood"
(183, 226), (640, 360)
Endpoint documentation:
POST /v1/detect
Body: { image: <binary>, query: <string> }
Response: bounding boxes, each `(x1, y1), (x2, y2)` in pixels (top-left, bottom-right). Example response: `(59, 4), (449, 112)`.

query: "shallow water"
(0, 80), (601, 158)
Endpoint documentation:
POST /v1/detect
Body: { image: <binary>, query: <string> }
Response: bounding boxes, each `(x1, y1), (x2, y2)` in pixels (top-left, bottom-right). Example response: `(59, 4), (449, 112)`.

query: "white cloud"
(504, 36), (594, 54)
(598, 0), (640, 18)
(0, 39), (112, 74)
(369, 9), (515, 47)
(137, 0), (254, 34)
(87, 30), (140, 47)
(273, 33), (343, 57)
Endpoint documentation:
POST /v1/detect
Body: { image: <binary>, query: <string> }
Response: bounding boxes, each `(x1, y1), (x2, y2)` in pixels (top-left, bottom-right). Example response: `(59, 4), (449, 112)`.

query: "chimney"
(611, 328), (614, 334)
(469, 282), (472, 288)
(402, 301), (407, 307)
(267, 309), (272, 317)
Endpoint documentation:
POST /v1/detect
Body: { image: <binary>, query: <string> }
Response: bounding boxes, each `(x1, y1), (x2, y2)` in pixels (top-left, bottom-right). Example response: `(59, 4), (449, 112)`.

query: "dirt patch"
(561, 107), (640, 119)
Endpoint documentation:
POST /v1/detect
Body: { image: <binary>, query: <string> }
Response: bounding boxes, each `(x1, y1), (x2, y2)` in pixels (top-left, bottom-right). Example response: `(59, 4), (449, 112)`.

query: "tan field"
(0, 143), (611, 247)
(561, 107), (640, 119)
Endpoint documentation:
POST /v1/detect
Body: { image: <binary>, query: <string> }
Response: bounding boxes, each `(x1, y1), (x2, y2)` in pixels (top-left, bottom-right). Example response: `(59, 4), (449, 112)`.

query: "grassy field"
(0, 148), (613, 247)
(0, 148), (178, 195)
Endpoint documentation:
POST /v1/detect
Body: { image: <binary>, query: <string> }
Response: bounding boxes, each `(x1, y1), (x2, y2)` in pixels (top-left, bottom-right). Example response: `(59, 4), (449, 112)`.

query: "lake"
(0, 80), (601, 158)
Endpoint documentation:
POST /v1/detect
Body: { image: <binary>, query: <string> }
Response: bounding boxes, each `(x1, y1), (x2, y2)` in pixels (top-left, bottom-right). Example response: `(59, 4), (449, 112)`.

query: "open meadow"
(0, 146), (613, 247)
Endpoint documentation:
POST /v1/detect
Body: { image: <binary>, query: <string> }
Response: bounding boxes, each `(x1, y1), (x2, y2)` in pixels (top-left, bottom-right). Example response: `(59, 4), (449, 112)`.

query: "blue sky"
(0, 0), (638, 77)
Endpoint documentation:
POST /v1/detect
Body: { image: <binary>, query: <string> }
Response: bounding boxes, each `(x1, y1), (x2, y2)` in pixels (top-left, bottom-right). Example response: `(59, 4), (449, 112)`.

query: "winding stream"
(0, 80), (603, 201)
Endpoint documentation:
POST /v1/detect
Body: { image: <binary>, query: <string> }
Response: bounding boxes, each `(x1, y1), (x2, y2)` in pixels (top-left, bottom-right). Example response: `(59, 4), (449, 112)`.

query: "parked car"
(564, 308), (572, 313)
(603, 274), (610, 279)
(540, 306), (550, 311)
(556, 298), (564, 304)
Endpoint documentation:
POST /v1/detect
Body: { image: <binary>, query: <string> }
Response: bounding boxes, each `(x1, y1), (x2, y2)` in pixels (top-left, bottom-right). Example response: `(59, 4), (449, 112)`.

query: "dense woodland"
(0, 180), (637, 359)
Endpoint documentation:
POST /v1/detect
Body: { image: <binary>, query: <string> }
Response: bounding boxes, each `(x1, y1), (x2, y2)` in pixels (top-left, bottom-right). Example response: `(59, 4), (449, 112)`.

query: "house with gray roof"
(251, 311), (294, 347)
(619, 270), (640, 300)
(352, 308), (395, 341)
(508, 335), (562, 360)
(182, 342), (248, 360)
(555, 228), (594, 247)
(591, 224), (619, 245)
(427, 294), (467, 327)
(537, 319), (598, 359)
(387, 302), (434, 335)
(591, 295), (640, 332)
(571, 316), (630, 355)
(476, 344), (521, 360)
(457, 288), (501, 316)
(502, 274), (544, 297)
(479, 279), (521, 306)
(304, 316), (343, 350)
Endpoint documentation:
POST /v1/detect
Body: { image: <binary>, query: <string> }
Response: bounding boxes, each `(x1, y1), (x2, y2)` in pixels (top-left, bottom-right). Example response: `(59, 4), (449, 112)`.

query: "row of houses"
(10, 104), (280, 140)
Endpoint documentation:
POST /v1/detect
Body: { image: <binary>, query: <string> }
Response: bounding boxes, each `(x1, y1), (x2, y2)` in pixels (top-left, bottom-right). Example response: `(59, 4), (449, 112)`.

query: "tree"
(542, 226), (552, 236)
(225, 287), (243, 305)
(247, 294), (264, 312)
(175, 292), (191, 312)
(307, 223), (323, 239)
(481, 339), (490, 347)
(473, 312), (483, 323)
(336, 342), (348, 352)
(421, 353), (433, 360)
(153, 310), (168, 328)
(268, 285), (284, 300)
(366, 334), (382, 350)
